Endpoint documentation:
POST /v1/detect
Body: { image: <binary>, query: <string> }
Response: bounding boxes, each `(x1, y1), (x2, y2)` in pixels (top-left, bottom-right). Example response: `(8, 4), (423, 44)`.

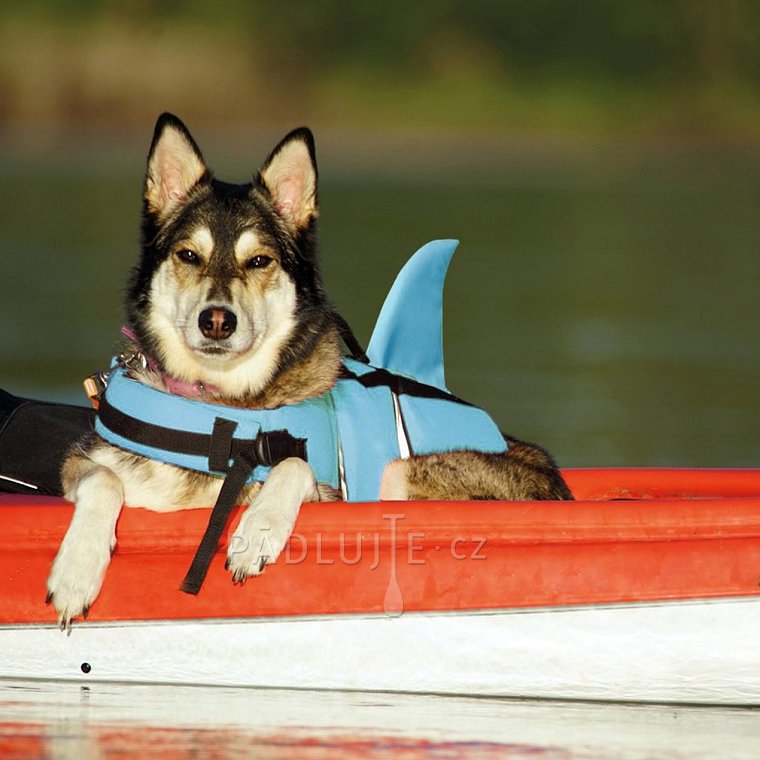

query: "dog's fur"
(46, 114), (572, 627)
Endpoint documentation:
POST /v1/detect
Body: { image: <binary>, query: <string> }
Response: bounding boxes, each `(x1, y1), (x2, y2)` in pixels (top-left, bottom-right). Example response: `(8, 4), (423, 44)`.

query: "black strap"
(97, 393), (308, 595)
(341, 365), (474, 407)
(208, 418), (237, 471)
(97, 396), (306, 473)
(180, 446), (259, 594)
(332, 310), (369, 363)
(330, 312), (477, 409)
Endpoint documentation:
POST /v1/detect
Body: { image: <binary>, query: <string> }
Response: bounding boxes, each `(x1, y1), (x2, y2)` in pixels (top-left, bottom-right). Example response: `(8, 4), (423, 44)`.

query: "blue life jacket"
(95, 240), (508, 503)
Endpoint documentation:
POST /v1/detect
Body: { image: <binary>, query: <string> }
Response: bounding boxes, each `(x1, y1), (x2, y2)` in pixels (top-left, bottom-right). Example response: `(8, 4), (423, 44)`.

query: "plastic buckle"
(82, 370), (110, 410)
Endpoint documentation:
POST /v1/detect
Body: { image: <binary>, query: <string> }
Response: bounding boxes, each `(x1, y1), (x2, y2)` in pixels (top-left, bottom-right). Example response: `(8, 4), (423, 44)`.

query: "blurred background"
(1, 0), (758, 467)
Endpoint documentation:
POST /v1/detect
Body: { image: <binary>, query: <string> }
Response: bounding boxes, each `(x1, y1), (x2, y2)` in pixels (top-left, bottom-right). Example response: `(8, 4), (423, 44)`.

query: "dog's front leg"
(46, 464), (123, 628)
(226, 457), (317, 581)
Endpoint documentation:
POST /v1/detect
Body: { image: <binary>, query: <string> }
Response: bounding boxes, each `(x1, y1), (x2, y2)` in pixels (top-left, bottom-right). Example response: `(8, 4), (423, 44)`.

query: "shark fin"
(366, 239), (459, 391)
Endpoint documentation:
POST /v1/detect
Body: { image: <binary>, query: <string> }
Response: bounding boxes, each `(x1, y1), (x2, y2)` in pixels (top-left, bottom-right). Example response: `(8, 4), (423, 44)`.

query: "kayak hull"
(2, 599), (759, 705)
(2, 468), (760, 704)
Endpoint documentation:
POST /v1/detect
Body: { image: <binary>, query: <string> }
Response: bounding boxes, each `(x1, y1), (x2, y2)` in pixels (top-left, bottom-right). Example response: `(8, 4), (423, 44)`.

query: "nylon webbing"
(180, 446), (258, 594)
(332, 310), (369, 363)
(97, 396), (306, 473)
(340, 366), (474, 407)
(96, 389), (310, 594)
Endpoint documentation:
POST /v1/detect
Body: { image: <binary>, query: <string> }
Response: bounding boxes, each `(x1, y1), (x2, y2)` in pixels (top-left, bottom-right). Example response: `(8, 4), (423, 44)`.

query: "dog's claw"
(227, 555), (271, 585)
(45, 592), (53, 606)
(82, 606), (89, 620)
(232, 569), (247, 586)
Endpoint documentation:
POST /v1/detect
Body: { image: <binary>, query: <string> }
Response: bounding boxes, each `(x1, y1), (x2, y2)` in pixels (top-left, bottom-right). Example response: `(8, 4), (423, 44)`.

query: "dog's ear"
(258, 128), (318, 230)
(144, 113), (208, 218)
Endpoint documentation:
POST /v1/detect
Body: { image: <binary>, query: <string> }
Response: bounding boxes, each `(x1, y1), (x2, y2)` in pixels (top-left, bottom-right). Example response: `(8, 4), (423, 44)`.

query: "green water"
(1, 143), (758, 468)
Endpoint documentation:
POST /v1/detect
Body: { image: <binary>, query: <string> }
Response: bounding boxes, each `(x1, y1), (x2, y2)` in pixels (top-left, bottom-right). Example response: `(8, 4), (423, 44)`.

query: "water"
(1, 679), (759, 759)
(2, 136), (758, 468)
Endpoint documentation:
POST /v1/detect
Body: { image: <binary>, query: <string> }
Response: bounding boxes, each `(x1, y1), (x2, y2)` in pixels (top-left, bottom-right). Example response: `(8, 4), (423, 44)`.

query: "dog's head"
(126, 113), (335, 399)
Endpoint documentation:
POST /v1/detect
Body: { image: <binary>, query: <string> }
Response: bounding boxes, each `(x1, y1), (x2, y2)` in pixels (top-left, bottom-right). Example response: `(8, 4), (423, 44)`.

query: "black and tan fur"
(46, 114), (571, 628)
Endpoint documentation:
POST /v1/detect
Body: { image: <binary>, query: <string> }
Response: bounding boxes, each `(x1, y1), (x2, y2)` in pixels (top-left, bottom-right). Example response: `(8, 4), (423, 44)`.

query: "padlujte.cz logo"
(230, 513), (488, 568)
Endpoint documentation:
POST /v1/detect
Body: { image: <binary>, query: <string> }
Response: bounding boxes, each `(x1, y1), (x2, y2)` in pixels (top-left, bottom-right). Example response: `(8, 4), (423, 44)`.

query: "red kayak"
(1, 467), (759, 705)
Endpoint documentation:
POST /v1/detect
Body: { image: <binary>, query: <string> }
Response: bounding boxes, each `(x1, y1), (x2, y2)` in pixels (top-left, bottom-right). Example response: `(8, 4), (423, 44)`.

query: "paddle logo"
(227, 513), (488, 617)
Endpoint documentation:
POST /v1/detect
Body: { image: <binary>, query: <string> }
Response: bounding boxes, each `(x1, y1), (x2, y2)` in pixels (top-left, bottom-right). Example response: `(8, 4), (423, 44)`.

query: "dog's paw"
(226, 505), (294, 582)
(46, 533), (115, 630)
(225, 458), (314, 583)
(380, 459), (409, 500)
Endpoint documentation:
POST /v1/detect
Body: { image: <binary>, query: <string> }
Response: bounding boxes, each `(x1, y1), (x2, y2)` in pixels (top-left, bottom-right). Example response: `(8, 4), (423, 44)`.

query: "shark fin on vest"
(367, 239), (458, 392)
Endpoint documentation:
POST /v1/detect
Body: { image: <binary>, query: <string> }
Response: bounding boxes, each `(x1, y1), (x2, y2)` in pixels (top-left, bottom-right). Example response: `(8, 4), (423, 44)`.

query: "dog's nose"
(198, 307), (237, 340)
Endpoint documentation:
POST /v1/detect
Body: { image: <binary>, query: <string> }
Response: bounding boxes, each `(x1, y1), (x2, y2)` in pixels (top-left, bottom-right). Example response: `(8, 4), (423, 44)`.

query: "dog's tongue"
(366, 239), (458, 393)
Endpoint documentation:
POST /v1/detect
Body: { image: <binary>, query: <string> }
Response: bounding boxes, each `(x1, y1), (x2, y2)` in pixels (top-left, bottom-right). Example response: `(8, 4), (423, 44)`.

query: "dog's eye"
(176, 249), (201, 266)
(246, 255), (273, 270)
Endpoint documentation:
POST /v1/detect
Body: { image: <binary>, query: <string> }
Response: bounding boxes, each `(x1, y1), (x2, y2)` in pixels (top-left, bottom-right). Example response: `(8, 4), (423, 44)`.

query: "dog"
(46, 113), (572, 628)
